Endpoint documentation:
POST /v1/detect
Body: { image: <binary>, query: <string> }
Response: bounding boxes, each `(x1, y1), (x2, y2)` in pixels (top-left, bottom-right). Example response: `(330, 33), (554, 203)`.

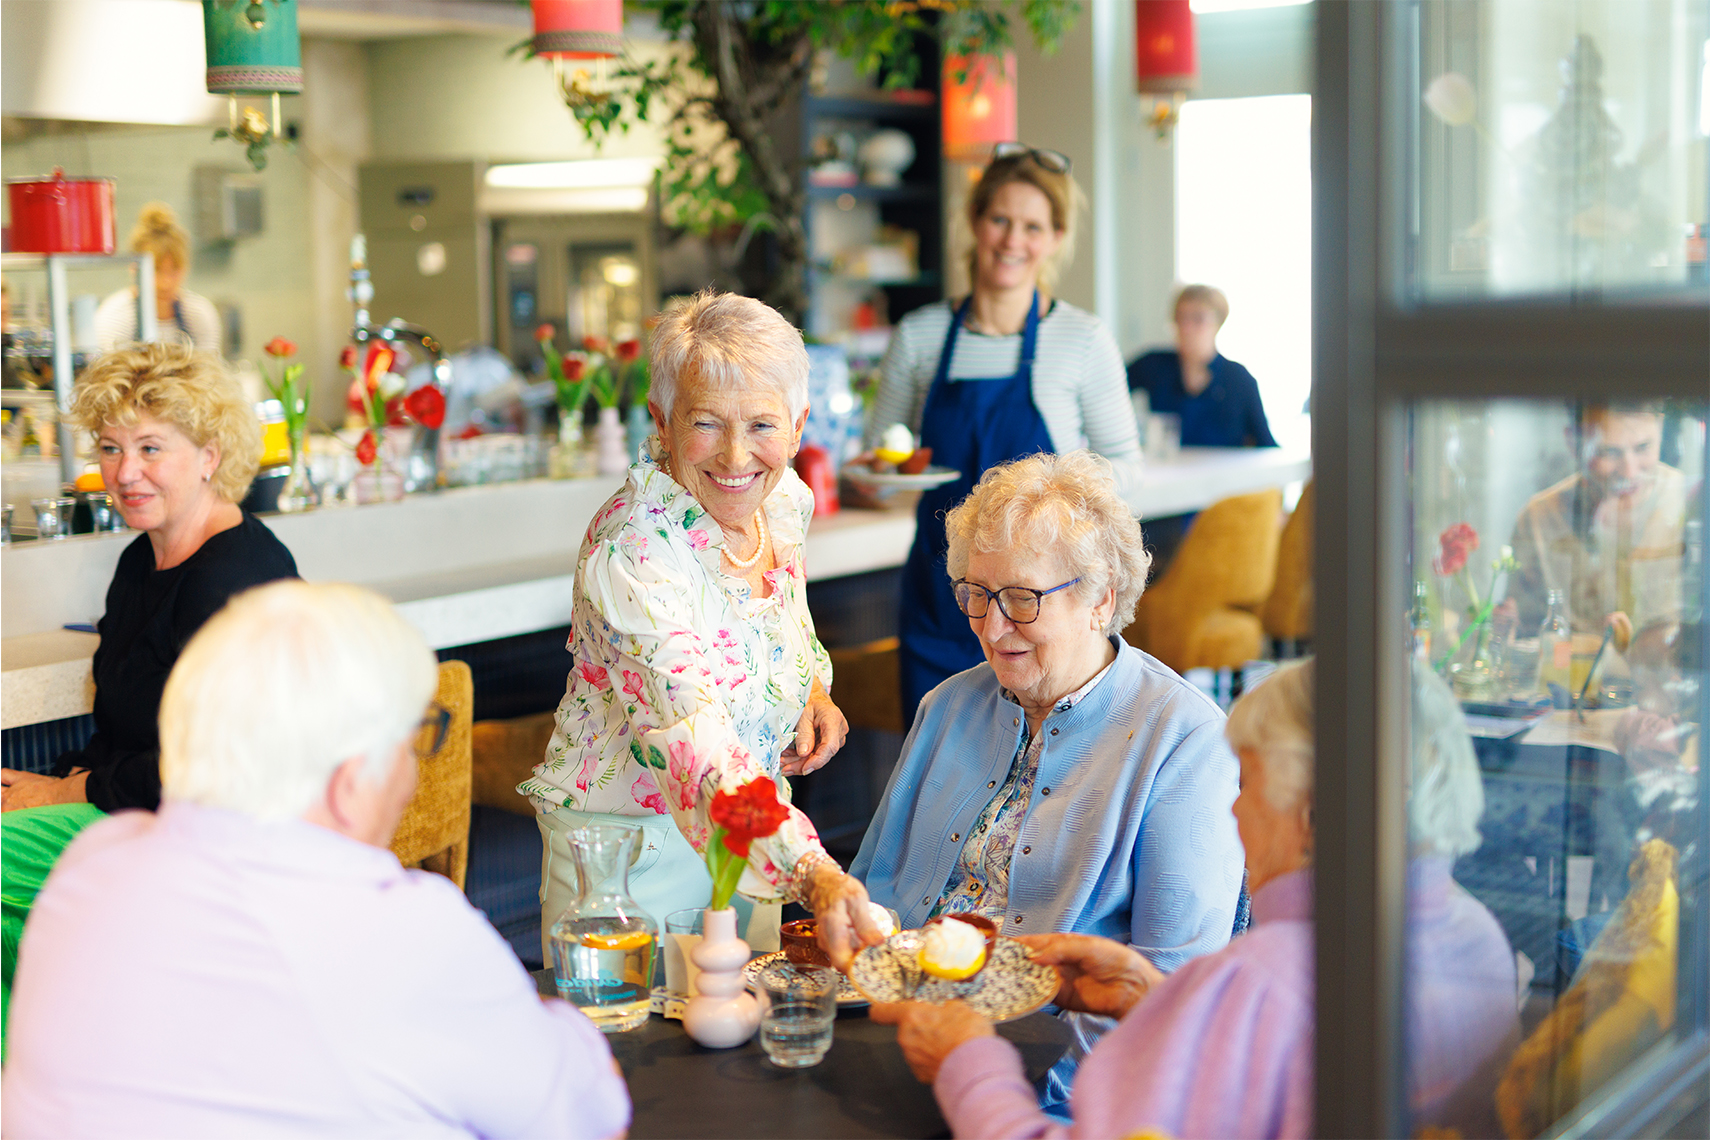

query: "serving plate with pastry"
(847, 914), (1058, 1020)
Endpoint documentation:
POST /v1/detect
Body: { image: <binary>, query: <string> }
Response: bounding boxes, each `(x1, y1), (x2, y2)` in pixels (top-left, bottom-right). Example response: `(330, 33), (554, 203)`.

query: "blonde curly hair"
(130, 201), (191, 272)
(944, 450), (1150, 634)
(71, 343), (260, 503)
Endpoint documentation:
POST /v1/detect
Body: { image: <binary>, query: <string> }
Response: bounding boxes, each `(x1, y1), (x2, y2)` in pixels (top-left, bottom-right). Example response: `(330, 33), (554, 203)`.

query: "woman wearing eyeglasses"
(866, 144), (1145, 724)
(841, 451), (1244, 1108)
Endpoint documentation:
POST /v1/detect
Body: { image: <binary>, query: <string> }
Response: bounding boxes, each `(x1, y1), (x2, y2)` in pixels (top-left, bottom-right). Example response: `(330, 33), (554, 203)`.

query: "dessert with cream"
(918, 914), (996, 981)
(869, 424), (934, 475)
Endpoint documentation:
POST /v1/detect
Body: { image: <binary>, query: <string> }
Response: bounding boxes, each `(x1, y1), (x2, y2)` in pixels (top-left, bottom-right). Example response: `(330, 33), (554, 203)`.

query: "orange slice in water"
(580, 930), (652, 951)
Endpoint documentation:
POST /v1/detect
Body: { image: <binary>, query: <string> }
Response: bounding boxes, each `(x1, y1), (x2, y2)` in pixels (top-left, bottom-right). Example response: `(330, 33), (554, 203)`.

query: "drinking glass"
(32, 496), (73, 540)
(758, 965), (837, 1068)
(663, 907), (705, 1000)
(80, 491), (116, 534)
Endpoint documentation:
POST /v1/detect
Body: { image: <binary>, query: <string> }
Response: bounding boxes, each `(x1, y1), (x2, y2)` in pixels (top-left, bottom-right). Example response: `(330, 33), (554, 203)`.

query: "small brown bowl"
(921, 913), (998, 979)
(780, 918), (832, 967)
(897, 447), (933, 475)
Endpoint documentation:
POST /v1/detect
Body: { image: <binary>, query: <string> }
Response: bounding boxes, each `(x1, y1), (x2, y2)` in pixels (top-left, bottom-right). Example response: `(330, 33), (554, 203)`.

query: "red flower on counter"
(339, 345), (358, 370)
(535, 323), (555, 343)
(362, 344), (396, 390)
(454, 423), (483, 441)
(1433, 522), (1479, 577)
(615, 339), (641, 363)
(264, 336), (296, 358)
(708, 776), (790, 859)
(355, 429), (378, 466)
(582, 334), (607, 353)
(564, 357), (585, 382)
(403, 385), (446, 430)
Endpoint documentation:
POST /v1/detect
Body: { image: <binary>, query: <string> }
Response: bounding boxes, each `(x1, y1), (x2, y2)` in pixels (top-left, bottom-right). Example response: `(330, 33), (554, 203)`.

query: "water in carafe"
(550, 823), (657, 1032)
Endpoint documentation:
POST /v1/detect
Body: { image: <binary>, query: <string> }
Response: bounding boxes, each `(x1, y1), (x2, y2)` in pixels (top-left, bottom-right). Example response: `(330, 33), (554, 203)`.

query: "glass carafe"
(1536, 588), (1573, 700)
(549, 823), (657, 1032)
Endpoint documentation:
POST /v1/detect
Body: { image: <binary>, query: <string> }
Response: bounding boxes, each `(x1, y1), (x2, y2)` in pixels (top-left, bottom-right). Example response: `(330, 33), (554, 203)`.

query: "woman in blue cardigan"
(842, 450), (1245, 1106)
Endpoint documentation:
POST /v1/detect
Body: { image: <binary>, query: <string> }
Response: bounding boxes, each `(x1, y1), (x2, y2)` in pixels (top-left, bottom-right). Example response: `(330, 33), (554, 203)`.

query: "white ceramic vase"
(595, 406), (629, 476)
(682, 907), (761, 1048)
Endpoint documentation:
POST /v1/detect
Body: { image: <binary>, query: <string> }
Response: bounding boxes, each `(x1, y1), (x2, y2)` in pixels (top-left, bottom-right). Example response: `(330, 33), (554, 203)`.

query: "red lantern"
(942, 53), (1017, 162)
(531, 0), (622, 60)
(1134, 0), (1197, 94)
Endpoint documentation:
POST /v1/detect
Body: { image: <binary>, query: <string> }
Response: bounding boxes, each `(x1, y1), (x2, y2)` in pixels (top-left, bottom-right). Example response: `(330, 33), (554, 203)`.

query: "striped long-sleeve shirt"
(866, 299), (1144, 498)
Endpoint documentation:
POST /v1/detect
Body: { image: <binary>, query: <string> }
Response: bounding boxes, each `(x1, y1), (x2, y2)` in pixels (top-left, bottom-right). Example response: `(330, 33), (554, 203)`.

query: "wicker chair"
(390, 660), (474, 889)
(827, 637), (907, 736)
(1261, 480), (1314, 656)
(1125, 489), (1284, 674)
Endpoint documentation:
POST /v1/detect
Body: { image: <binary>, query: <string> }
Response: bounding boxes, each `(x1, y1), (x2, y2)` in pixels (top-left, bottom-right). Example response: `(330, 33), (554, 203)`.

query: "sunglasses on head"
(990, 143), (1072, 174)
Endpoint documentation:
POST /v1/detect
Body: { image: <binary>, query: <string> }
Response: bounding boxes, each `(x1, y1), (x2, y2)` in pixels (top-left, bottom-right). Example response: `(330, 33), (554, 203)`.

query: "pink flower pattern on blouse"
(520, 437), (833, 901)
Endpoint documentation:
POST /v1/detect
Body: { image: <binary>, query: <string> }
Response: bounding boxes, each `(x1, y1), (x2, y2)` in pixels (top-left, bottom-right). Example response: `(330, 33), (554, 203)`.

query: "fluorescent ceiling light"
(485, 158), (660, 189)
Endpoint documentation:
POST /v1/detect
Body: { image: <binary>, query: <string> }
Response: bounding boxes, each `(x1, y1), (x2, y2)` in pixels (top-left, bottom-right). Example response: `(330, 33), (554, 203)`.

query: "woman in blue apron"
(94, 203), (223, 354)
(870, 146), (1144, 720)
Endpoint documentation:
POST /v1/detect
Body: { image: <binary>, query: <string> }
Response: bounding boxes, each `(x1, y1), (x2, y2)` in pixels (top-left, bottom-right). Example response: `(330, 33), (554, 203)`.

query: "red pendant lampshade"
(1134, 0), (1197, 94)
(531, 0), (622, 60)
(942, 53), (1017, 162)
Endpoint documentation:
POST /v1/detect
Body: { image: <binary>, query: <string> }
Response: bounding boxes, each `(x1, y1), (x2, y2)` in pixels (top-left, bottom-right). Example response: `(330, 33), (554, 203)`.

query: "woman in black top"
(2, 344), (297, 1044)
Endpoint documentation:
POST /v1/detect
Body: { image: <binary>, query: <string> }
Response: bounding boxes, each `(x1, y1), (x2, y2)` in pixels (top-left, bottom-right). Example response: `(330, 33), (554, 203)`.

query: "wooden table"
(533, 970), (1072, 1139)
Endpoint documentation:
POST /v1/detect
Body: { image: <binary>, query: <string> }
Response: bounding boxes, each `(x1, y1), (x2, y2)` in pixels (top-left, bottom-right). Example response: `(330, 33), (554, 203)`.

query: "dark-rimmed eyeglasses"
(990, 142), (1072, 174)
(416, 704), (452, 757)
(952, 577), (1082, 624)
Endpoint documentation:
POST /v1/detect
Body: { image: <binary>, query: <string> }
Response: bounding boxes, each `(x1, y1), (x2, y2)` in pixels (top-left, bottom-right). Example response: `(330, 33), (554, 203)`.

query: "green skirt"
(3, 802), (106, 1058)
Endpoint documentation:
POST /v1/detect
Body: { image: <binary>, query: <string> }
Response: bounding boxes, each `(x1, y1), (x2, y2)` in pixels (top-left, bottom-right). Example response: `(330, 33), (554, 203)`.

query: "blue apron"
(899, 293), (1054, 721)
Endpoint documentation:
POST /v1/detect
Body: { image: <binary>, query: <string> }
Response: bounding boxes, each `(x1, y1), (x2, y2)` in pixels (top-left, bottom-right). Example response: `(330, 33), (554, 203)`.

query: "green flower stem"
(706, 827), (745, 912)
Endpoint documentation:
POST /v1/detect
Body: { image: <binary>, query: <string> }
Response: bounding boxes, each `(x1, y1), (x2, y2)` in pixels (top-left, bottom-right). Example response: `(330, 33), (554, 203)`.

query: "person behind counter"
(518, 288), (885, 959)
(0, 343), (297, 1047)
(93, 202), (222, 354)
(867, 143), (1143, 722)
(3, 581), (631, 1140)
(848, 450), (1244, 1108)
(874, 657), (1519, 1140)
(1128, 284), (1277, 450)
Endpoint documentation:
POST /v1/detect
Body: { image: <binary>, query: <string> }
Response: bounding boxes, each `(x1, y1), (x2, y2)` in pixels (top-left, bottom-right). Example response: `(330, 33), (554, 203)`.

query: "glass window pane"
(1403, 398), (1706, 1136)
(1414, 0), (1710, 300)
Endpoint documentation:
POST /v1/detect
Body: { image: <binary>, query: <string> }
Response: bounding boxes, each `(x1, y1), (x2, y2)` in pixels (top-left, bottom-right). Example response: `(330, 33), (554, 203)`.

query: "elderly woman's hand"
(0, 768), (90, 812)
(804, 862), (887, 971)
(781, 678), (847, 776)
(869, 1000), (995, 1084)
(1018, 933), (1162, 1021)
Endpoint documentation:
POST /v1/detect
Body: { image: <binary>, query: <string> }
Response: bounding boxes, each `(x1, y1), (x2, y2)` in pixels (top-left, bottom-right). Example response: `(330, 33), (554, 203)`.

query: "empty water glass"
(80, 491), (116, 533)
(32, 496), (74, 540)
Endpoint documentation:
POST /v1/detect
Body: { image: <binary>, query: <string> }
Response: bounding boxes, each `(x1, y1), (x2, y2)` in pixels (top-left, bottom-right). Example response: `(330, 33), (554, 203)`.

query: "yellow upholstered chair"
(1125, 489), (1284, 673)
(1261, 480), (1315, 651)
(471, 711), (557, 818)
(827, 637), (907, 735)
(390, 660), (474, 889)
(1494, 839), (1679, 1139)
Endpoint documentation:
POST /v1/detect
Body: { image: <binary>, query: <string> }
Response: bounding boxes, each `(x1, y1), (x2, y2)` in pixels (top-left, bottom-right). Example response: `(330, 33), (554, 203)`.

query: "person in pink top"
(874, 657), (1519, 1139)
(3, 581), (630, 1140)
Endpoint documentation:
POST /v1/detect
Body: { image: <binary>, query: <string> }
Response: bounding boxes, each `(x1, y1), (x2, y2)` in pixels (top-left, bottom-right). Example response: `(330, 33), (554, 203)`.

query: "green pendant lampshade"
(203, 0), (303, 95)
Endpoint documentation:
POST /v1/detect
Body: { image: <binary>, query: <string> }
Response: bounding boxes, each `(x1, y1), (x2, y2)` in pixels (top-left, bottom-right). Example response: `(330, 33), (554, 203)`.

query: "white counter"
(1, 448), (1309, 728)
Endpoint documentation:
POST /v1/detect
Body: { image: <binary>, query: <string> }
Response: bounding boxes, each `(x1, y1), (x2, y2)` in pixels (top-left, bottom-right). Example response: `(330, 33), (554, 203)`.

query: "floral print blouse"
(518, 438), (834, 901)
(931, 661), (1115, 920)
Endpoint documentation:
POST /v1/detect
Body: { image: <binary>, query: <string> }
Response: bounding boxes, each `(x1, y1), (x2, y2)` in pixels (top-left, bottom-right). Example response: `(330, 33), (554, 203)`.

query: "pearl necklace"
(721, 508), (768, 570)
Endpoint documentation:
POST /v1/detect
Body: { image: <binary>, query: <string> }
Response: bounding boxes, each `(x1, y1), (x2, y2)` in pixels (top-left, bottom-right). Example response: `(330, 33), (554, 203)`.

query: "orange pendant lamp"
(1134, 0), (1198, 137)
(531, 0), (622, 59)
(942, 53), (1017, 162)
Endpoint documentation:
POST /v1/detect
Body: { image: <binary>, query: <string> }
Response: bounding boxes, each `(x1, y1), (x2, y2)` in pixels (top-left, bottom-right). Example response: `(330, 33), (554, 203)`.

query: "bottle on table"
(1537, 588), (1573, 697)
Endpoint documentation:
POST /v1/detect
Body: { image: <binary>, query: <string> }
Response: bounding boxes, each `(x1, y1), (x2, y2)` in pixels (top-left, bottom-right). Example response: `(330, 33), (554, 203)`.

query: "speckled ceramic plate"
(845, 465), (961, 491)
(847, 931), (1058, 1021)
(743, 951), (867, 1006)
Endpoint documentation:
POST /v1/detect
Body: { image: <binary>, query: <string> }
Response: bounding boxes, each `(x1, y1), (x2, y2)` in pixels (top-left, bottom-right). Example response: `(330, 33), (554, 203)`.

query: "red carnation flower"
(535, 323), (555, 343)
(708, 777), (790, 858)
(355, 429), (378, 466)
(404, 385), (447, 430)
(264, 336), (296, 358)
(339, 345), (358, 370)
(616, 339), (641, 363)
(1433, 522), (1479, 577)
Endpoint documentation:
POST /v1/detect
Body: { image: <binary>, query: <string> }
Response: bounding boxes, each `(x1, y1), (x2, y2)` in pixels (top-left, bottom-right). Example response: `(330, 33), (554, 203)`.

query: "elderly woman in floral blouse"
(520, 289), (887, 956)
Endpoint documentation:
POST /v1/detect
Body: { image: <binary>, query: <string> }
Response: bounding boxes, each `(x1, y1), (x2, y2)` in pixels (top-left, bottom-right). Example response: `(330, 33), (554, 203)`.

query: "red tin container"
(6, 168), (117, 254)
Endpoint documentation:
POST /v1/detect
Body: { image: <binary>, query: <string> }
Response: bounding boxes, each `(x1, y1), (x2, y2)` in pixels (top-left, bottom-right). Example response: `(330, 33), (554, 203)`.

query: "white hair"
(943, 450), (1150, 634)
(647, 289), (809, 421)
(159, 580), (437, 821)
(1224, 658), (1315, 812)
(1408, 658), (1485, 858)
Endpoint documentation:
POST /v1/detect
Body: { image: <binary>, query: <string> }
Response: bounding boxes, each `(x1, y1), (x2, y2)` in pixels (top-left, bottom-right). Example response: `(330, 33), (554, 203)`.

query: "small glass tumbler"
(758, 965), (838, 1069)
(663, 907), (706, 1000)
(80, 492), (116, 534)
(32, 496), (74, 540)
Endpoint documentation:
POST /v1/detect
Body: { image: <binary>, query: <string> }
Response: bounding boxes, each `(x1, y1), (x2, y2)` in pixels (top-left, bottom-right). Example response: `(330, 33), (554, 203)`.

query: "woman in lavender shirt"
(874, 657), (1520, 1139)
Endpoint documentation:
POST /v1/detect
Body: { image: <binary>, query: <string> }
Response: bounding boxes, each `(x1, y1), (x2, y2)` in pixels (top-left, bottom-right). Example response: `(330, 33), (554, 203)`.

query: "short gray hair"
(648, 289), (809, 421)
(159, 581), (438, 821)
(1408, 658), (1485, 858)
(943, 450), (1150, 635)
(1225, 658), (1315, 812)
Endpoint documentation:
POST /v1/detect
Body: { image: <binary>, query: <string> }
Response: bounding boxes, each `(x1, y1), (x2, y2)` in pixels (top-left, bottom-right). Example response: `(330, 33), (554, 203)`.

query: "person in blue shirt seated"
(836, 449), (1245, 1110)
(1128, 284), (1277, 449)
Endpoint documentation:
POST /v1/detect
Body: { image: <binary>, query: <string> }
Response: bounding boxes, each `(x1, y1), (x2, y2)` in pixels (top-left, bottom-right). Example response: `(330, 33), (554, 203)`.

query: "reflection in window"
(1406, 399), (1705, 1136)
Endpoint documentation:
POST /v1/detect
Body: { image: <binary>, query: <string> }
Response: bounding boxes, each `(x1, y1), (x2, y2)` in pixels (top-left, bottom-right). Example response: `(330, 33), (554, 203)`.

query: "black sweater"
(53, 512), (298, 811)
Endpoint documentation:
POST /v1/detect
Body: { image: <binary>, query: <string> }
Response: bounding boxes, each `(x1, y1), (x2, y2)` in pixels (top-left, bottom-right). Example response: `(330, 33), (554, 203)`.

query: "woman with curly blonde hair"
(94, 202), (222, 353)
(2, 344), (296, 1047)
(849, 449), (1244, 1108)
